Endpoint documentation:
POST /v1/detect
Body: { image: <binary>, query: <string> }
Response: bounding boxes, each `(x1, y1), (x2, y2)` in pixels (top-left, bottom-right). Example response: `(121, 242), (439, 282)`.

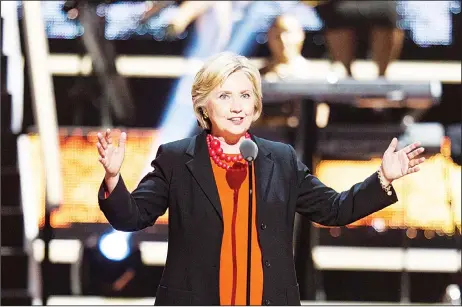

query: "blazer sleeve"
(98, 145), (171, 231)
(289, 145), (398, 226)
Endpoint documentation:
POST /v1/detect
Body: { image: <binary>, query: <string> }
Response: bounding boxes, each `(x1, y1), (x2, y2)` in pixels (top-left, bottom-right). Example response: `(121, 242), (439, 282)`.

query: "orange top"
(211, 158), (263, 305)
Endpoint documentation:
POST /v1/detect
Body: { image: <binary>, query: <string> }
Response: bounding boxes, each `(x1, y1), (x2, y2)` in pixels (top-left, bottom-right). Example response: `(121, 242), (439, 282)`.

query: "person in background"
(260, 14), (311, 81)
(256, 14), (311, 155)
(303, 0), (404, 77)
(95, 51), (426, 305)
(139, 1), (176, 24)
(140, 1), (251, 56)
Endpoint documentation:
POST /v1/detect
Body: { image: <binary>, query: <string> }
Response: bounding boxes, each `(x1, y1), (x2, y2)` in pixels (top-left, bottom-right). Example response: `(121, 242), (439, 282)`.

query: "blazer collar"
(185, 130), (275, 221)
(185, 130), (223, 220)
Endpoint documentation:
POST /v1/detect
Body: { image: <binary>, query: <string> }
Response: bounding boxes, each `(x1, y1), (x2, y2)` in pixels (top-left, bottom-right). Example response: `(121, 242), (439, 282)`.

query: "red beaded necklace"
(207, 132), (251, 171)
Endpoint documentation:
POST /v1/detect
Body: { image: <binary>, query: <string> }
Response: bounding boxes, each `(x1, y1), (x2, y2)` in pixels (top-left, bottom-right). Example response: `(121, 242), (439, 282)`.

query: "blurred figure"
(304, 0), (404, 77)
(260, 14), (311, 81)
(258, 14), (324, 136)
(258, 14), (324, 138)
(166, 1), (231, 49)
(140, 1), (251, 56)
(257, 14), (309, 139)
(63, 0), (136, 126)
(139, 1), (176, 24)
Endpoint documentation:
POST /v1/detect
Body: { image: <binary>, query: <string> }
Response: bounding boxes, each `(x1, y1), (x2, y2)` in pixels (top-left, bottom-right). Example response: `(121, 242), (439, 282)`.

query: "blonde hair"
(191, 52), (263, 130)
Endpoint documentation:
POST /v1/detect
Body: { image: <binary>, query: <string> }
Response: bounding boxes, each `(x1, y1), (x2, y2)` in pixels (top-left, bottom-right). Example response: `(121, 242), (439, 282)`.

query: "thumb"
(119, 132), (127, 150)
(386, 137), (398, 153)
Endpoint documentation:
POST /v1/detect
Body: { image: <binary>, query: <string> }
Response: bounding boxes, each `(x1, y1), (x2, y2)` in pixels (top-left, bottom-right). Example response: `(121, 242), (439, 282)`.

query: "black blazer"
(98, 130), (398, 305)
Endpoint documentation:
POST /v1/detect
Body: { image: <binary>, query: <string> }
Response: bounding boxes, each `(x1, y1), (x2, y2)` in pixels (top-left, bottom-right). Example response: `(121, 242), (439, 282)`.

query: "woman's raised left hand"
(380, 137), (426, 184)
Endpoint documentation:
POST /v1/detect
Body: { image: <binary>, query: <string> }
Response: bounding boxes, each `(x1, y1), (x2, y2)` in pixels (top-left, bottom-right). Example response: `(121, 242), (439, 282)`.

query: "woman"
(96, 52), (425, 305)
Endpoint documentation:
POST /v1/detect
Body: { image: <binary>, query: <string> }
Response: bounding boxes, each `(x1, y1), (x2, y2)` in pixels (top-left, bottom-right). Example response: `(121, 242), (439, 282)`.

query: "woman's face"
(206, 71), (256, 141)
(268, 16), (304, 63)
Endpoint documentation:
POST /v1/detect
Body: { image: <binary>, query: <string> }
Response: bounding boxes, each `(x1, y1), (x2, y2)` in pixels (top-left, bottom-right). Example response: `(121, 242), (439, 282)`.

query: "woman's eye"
(242, 93), (251, 98)
(219, 94), (229, 99)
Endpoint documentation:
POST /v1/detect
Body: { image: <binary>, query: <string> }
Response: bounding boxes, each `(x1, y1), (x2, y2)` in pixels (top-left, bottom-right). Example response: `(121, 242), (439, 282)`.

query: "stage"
(40, 296), (442, 306)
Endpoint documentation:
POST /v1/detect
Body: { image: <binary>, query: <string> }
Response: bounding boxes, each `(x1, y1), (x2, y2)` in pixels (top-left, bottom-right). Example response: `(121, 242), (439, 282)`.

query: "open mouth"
(229, 117), (244, 124)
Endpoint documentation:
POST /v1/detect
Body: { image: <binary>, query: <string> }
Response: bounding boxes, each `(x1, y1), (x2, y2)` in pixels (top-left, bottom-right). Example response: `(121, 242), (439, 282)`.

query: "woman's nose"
(230, 98), (243, 112)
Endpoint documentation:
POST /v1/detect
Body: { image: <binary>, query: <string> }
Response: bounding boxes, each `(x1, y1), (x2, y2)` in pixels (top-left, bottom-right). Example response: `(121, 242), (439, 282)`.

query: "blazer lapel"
(185, 130), (223, 221)
(253, 135), (275, 208)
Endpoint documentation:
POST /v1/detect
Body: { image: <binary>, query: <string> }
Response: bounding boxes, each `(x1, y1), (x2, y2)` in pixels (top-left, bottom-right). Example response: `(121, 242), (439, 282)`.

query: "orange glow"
(23, 129), (462, 235)
(314, 156), (461, 234)
(25, 129), (168, 228)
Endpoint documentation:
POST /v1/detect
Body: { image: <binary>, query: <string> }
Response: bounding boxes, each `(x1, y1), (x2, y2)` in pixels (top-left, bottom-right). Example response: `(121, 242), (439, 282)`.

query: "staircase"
(1, 16), (33, 305)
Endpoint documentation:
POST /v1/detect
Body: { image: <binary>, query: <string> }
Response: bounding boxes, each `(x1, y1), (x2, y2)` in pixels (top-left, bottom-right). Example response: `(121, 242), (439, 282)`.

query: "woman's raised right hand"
(97, 128), (127, 178)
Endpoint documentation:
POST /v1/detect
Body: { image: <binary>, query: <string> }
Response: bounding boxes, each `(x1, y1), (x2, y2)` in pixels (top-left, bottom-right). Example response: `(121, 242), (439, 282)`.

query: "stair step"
(0, 246), (27, 256)
(0, 289), (31, 297)
(0, 165), (18, 175)
(1, 92), (12, 132)
(1, 55), (7, 92)
(0, 170), (21, 207)
(1, 210), (25, 247)
(0, 131), (18, 167)
(1, 249), (29, 289)
(1, 16), (3, 54)
(1, 289), (33, 306)
(1, 206), (23, 215)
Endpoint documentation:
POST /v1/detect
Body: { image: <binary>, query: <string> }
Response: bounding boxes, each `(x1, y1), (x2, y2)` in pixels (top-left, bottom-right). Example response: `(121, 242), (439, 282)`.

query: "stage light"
(77, 234), (148, 297)
(371, 218), (386, 233)
(98, 230), (132, 261)
(443, 284), (461, 305)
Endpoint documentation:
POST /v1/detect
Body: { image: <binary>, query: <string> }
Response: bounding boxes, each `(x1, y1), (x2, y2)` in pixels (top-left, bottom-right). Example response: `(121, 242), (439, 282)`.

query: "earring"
(203, 110), (209, 119)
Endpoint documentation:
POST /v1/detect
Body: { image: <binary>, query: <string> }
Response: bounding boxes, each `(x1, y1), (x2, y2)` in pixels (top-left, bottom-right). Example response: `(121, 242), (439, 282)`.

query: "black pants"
(316, 0), (398, 29)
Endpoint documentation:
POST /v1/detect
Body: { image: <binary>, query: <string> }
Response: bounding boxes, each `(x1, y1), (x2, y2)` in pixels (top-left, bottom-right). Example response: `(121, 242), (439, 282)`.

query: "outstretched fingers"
(96, 142), (105, 158)
(119, 132), (127, 149)
(97, 132), (108, 150)
(407, 147), (425, 159)
(386, 137), (399, 153)
(407, 165), (420, 174)
(105, 128), (113, 146)
(402, 141), (422, 154)
(409, 157), (426, 168)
